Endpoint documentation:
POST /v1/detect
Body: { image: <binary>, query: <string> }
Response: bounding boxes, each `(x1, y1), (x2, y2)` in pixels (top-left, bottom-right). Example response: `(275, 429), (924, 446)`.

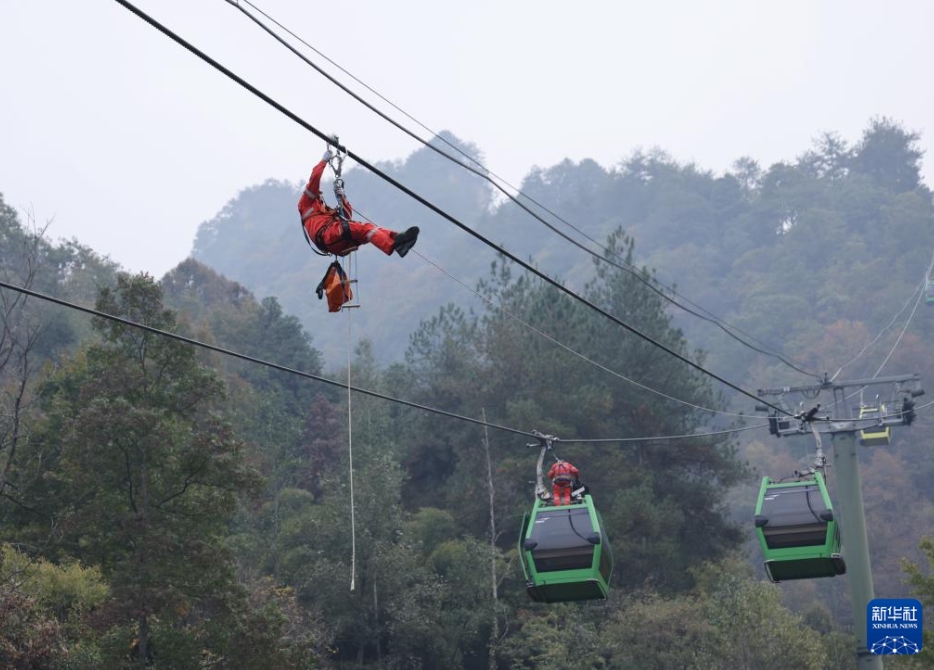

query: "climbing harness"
(323, 135), (355, 252)
(303, 137), (360, 312)
(300, 135), (356, 256)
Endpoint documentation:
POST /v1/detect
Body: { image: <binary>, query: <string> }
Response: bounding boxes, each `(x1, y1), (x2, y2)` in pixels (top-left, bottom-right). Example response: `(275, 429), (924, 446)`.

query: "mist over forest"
(2, 117), (933, 668)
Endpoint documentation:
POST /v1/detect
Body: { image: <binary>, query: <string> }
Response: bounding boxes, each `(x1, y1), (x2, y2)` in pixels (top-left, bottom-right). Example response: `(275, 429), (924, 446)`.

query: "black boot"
(393, 227), (420, 257)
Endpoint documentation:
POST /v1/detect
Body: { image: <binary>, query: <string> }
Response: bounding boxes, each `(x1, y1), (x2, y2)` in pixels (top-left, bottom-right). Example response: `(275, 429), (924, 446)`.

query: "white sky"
(1, 0), (932, 277)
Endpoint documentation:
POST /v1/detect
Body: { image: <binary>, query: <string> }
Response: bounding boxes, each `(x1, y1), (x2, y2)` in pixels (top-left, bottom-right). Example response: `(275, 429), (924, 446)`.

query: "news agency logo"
(867, 598), (923, 655)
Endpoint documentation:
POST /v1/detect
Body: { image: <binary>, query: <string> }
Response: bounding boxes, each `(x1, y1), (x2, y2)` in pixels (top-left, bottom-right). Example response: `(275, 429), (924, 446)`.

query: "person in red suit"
(547, 459), (581, 506)
(298, 149), (419, 257)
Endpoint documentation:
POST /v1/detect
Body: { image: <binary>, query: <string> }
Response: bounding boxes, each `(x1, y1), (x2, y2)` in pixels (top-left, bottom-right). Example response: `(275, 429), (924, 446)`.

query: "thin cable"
(411, 248), (753, 419)
(824, 247), (934, 410)
(831, 279), (929, 416)
(830, 280), (926, 381)
(0, 278), (535, 438)
(872, 277), (927, 377)
(0, 279), (776, 450)
(866, 229), (934, 384)
(110, 0), (791, 417)
(235, 0), (485, 172)
(832, 243), (934, 381)
(227, 0), (820, 380)
(557, 423), (768, 444)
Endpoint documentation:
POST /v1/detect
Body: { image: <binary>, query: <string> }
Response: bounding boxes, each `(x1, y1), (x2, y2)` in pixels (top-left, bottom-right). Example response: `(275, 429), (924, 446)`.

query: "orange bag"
(315, 261), (353, 312)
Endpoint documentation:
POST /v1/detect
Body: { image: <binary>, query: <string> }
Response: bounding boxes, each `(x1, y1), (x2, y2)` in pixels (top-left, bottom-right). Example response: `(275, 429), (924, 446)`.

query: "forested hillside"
(2, 117), (933, 668)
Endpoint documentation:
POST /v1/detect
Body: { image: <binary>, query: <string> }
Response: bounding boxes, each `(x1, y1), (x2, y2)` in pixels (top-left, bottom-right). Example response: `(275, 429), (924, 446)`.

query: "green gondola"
(754, 472), (846, 582)
(926, 278), (934, 306)
(519, 494), (613, 602)
(518, 437), (613, 603)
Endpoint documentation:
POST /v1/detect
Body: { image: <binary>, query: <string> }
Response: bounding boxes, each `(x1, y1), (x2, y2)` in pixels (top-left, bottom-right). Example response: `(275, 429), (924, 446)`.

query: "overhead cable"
(557, 423), (768, 444)
(0, 278), (768, 446)
(412, 248), (756, 420)
(824, 246), (934, 411)
(110, 0), (792, 417)
(0, 278), (534, 439)
(832, 245), (934, 382)
(225, 0), (822, 381)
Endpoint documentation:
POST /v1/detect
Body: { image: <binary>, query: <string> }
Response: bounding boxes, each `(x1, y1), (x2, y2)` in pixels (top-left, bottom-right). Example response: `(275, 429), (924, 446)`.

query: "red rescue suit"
(298, 159), (396, 256)
(547, 460), (580, 506)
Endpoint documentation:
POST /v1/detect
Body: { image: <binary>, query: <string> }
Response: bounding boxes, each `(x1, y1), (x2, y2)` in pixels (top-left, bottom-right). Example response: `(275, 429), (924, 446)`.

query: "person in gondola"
(298, 149), (420, 258)
(547, 459), (581, 506)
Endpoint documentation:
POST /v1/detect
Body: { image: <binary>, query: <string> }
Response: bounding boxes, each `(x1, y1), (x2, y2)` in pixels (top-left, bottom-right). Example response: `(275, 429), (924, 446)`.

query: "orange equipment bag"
(315, 261), (353, 312)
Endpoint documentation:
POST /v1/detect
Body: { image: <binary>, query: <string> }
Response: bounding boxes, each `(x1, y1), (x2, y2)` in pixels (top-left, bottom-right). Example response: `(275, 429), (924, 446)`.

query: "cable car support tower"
(757, 373), (924, 670)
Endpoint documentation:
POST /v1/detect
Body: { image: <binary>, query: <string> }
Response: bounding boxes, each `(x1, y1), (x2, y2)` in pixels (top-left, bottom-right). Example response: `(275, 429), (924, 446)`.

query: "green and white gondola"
(754, 472), (846, 583)
(519, 494), (613, 603)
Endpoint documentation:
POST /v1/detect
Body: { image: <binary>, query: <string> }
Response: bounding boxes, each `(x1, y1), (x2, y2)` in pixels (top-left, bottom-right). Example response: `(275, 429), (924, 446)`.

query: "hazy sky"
(2, 0), (932, 277)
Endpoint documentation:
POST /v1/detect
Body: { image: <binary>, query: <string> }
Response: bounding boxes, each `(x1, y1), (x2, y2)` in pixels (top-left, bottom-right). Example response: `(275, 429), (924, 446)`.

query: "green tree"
(423, 535), (509, 667)
(497, 606), (607, 670)
(851, 116), (925, 193)
(0, 589), (66, 670)
(401, 229), (746, 593)
(289, 449), (445, 667)
(0, 543), (108, 669)
(798, 131), (852, 181)
(897, 536), (934, 668)
(692, 559), (829, 670)
(34, 273), (260, 666)
(0, 207), (44, 511)
(599, 592), (716, 670)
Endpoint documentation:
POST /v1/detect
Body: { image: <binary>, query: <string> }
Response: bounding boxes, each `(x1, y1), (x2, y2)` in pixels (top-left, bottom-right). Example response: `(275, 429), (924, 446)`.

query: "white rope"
(352, 249), (361, 307)
(345, 255), (357, 592)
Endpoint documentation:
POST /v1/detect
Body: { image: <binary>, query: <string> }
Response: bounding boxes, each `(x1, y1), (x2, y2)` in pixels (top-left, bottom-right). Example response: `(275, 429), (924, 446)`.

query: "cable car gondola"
(518, 437), (613, 603)
(925, 278), (934, 306)
(858, 403), (891, 446)
(754, 471), (846, 583)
